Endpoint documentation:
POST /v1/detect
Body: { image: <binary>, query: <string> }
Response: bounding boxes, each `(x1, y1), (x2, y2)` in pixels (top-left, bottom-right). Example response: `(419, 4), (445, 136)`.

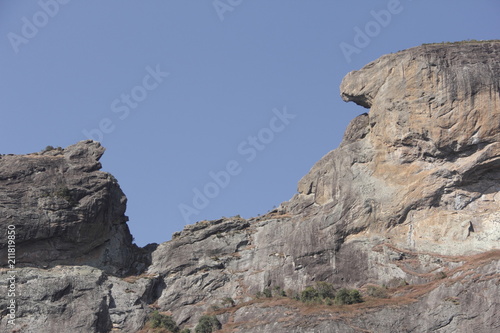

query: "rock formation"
(0, 141), (149, 276)
(1, 41), (499, 333)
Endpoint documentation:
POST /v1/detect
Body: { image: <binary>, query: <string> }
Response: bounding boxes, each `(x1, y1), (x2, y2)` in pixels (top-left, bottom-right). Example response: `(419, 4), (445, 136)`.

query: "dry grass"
(136, 249), (500, 332)
(122, 272), (158, 284)
(136, 325), (174, 333)
(229, 251), (241, 258)
(210, 248), (500, 332)
(373, 244), (500, 282)
(422, 39), (500, 46)
(268, 213), (293, 219)
(148, 301), (161, 309)
(24, 154), (64, 159)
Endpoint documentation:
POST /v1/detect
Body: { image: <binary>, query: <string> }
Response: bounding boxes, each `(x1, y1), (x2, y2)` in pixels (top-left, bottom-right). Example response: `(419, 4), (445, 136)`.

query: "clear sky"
(1, 1), (498, 246)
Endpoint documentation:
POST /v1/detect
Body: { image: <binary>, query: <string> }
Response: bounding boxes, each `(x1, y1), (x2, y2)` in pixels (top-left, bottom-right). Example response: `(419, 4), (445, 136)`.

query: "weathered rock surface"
(1, 41), (499, 333)
(1, 265), (161, 333)
(0, 141), (147, 276)
(335, 41), (500, 256)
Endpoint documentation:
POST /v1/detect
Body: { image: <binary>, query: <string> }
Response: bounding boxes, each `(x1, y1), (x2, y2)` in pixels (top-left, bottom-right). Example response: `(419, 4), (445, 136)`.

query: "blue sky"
(1, 1), (498, 246)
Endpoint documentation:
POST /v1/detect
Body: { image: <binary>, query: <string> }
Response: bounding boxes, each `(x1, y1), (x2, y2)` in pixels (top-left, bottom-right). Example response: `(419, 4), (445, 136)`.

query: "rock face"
(295, 41), (500, 256)
(0, 141), (146, 276)
(0, 141), (157, 332)
(1, 41), (499, 333)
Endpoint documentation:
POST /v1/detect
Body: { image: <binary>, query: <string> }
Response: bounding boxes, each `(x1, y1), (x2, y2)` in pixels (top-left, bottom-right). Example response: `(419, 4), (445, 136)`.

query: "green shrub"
(315, 282), (335, 299)
(299, 282), (336, 304)
(385, 277), (408, 288)
(367, 285), (388, 298)
(256, 286), (286, 299)
(300, 286), (319, 303)
(149, 311), (179, 332)
(334, 288), (350, 305)
(348, 289), (363, 304)
(335, 288), (363, 305)
(273, 286), (284, 297)
(221, 297), (235, 307)
(208, 304), (220, 312)
(195, 315), (221, 333)
(180, 329), (191, 333)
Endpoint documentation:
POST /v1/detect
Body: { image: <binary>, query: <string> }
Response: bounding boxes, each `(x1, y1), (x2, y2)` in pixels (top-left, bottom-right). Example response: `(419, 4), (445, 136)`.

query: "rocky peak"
(341, 41), (500, 155)
(288, 41), (500, 256)
(62, 140), (106, 171)
(0, 140), (145, 276)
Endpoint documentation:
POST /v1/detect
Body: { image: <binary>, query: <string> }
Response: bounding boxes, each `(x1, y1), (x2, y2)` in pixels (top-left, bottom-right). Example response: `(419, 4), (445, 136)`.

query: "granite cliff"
(1, 41), (499, 332)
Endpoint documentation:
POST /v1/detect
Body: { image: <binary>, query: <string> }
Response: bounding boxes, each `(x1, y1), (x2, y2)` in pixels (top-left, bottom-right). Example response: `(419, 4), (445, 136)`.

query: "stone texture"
(1, 41), (499, 333)
(0, 141), (147, 276)
(337, 41), (500, 255)
(220, 254), (500, 333)
(146, 41), (500, 330)
(0, 265), (160, 332)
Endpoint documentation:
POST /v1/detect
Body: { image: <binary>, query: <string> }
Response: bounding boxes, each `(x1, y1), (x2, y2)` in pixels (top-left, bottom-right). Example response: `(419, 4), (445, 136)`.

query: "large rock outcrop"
(0, 141), (157, 332)
(0, 141), (146, 276)
(338, 41), (500, 254)
(1, 41), (499, 333)
(290, 41), (500, 256)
